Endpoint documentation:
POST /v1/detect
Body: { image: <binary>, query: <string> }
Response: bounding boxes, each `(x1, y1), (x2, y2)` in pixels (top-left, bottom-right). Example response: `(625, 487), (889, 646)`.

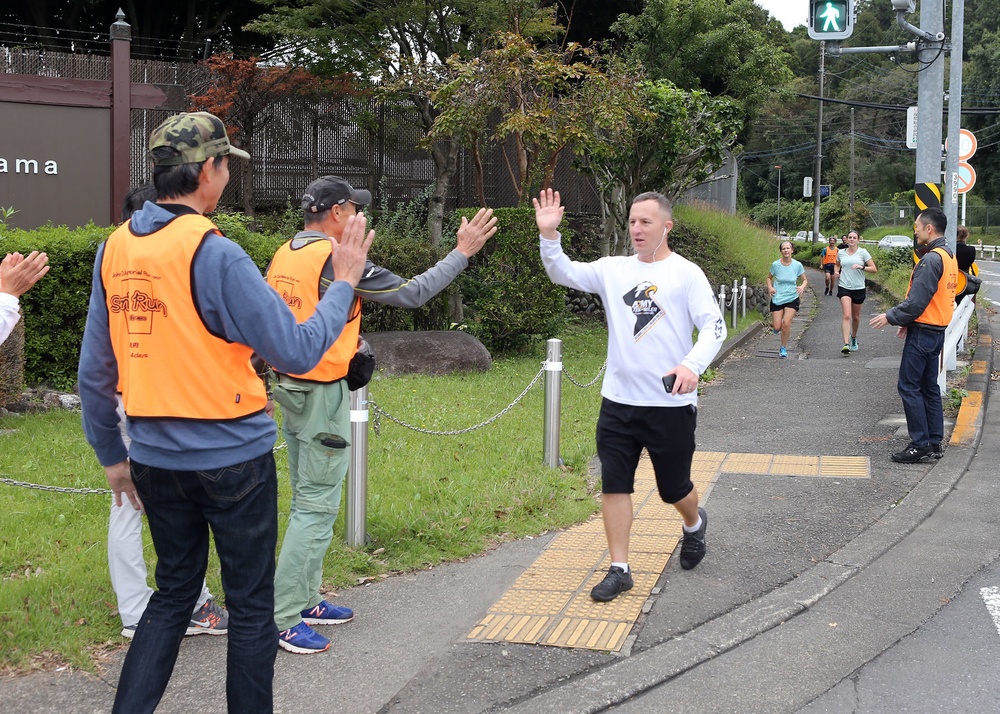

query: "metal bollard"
(718, 284), (726, 316)
(543, 338), (562, 468)
(740, 278), (747, 319)
(731, 279), (738, 329)
(346, 386), (369, 547)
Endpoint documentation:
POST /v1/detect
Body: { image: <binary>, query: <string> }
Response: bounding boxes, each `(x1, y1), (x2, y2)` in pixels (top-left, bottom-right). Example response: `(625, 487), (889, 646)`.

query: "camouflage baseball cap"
(148, 112), (250, 166)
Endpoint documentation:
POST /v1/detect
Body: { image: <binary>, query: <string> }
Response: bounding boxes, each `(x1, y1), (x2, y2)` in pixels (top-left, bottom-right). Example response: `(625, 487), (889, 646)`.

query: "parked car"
(878, 234), (913, 250)
(793, 230), (824, 242)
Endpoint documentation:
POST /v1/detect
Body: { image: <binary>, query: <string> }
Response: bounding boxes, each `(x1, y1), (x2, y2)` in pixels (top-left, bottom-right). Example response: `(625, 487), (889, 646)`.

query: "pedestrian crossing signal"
(809, 0), (854, 41)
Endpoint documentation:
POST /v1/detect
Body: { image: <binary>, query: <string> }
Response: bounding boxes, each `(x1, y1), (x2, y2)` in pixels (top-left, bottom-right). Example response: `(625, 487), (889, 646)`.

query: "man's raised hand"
(331, 213), (375, 289)
(533, 189), (564, 241)
(456, 208), (498, 258)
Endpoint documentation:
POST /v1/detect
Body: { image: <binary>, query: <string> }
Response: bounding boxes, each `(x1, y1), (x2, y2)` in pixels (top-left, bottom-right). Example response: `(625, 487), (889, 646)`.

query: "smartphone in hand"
(661, 374), (677, 394)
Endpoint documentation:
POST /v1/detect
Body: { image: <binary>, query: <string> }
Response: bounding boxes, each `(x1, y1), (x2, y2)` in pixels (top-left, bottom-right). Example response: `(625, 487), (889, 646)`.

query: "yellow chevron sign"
(915, 182), (941, 211)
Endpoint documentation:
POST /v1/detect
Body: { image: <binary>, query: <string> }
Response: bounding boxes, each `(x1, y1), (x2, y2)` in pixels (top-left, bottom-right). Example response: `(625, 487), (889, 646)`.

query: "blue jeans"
(897, 324), (945, 449)
(114, 452), (278, 714)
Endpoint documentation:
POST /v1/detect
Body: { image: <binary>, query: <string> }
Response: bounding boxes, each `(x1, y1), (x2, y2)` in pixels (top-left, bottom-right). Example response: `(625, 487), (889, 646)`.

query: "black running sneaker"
(930, 443), (944, 459)
(590, 565), (633, 602)
(891, 445), (933, 463)
(680, 507), (708, 570)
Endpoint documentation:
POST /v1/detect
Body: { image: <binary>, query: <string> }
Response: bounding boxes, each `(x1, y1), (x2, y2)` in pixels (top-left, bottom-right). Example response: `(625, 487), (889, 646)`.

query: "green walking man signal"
(809, 0), (854, 41)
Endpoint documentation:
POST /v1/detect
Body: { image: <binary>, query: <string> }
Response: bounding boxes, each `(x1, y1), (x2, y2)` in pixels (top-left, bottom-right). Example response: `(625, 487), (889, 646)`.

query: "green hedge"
(0, 207), (573, 388)
(0, 219), (284, 390)
(0, 223), (107, 390)
(455, 207), (566, 353)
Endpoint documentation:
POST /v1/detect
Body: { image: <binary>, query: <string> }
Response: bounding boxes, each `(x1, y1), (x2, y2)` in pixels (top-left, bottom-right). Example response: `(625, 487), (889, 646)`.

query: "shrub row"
(0, 206), (576, 390)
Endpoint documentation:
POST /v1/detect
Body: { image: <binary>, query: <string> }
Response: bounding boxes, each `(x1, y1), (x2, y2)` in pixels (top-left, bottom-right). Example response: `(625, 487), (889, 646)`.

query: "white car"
(878, 235), (913, 250)
(793, 231), (824, 242)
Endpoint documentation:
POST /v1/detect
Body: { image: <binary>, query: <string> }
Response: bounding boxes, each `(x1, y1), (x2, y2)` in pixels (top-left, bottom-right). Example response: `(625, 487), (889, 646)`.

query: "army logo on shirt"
(623, 281), (662, 340)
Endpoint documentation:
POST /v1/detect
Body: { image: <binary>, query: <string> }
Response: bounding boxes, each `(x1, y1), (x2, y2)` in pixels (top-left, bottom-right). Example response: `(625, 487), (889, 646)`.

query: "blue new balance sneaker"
(278, 622), (330, 654)
(301, 600), (354, 625)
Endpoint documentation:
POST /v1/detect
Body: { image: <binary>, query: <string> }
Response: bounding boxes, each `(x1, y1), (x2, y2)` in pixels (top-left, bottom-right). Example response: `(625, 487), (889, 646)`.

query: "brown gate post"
(110, 10), (131, 224)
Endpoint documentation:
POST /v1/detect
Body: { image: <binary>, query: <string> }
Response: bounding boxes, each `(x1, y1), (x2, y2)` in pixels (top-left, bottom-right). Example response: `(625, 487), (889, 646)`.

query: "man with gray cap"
(266, 175), (497, 654)
(79, 113), (373, 712)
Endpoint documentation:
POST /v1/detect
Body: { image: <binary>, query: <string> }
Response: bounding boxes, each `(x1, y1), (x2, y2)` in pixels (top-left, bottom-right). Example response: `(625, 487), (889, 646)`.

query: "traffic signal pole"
(812, 44), (825, 245)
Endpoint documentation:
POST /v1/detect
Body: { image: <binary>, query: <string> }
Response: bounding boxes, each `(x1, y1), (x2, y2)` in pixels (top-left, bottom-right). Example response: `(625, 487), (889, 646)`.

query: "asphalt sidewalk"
(1, 268), (996, 713)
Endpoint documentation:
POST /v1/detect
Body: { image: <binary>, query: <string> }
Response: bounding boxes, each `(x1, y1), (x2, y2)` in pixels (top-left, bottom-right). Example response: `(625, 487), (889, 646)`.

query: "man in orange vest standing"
(266, 176), (497, 654)
(870, 207), (958, 463)
(79, 112), (373, 713)
(820, 235), (839, 295)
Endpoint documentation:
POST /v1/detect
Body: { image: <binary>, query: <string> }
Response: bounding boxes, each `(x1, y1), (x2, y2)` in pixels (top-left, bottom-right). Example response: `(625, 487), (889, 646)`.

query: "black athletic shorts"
(837, 287), (866, 304)
(769, 298), (800, 313)
(823, 264), (835, 274)
(595, 398), (696, 504)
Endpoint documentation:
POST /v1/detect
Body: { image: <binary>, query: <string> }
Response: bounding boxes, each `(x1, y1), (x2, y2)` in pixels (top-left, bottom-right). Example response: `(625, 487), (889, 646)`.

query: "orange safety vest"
(266, 238), (361, 383)
(908, 246), (958, 328)
(822, 246), (838, 265)
(101, 214), (267, 420)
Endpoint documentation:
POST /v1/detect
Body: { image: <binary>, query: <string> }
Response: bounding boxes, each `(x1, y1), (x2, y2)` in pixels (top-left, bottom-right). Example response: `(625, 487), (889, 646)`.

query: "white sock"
(611, 561), (629, 573)
(683, 516), (703, 533)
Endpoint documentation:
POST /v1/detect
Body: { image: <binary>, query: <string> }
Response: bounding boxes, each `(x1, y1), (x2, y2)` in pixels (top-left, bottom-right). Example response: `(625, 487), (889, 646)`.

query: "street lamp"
(775, 165), (782, 235)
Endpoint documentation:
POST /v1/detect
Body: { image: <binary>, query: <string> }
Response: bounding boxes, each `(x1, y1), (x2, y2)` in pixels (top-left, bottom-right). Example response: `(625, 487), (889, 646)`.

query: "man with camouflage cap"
(79, 111), (373, 713)
(266, 176), (497, 654)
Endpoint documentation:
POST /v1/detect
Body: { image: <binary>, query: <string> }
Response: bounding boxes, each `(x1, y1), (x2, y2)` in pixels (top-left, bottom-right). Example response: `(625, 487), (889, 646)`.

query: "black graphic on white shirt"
(623, 281), (662, 340)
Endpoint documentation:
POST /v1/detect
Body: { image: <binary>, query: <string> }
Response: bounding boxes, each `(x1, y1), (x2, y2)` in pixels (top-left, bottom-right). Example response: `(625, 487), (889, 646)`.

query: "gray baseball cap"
(301, 176), (372, 213)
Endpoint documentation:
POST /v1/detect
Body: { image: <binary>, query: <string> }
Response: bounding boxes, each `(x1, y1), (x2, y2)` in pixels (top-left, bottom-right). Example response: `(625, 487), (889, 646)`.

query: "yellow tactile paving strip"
(467, 450), (871, 652)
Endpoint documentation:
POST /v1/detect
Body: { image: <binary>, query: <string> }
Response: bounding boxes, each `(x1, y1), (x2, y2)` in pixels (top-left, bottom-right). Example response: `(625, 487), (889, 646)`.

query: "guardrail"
(938, 295), (977, 397)
(860, 239), (998, 261)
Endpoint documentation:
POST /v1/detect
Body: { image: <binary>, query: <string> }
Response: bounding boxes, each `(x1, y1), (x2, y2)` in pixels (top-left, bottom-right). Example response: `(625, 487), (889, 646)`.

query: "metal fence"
(3, 44), (601, 215)
(867, 202), (1000, 231)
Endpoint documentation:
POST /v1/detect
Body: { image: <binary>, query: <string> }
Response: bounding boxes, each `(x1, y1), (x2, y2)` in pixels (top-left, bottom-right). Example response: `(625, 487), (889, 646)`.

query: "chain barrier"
(0, 477), (111, 495)
(561, 361), (606, 388)
(2, 357), (603, 494)
(370, 366), (545, 436)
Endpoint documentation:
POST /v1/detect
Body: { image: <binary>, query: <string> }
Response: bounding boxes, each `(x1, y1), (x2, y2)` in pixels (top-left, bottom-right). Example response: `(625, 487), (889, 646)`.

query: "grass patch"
(0, 324), (607, 672)
(674, 204), (776, 285)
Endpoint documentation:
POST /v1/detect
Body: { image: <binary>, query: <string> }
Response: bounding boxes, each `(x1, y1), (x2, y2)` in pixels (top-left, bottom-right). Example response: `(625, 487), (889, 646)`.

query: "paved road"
(801, 552), (1000, 713)
(1, 267), (996, 713)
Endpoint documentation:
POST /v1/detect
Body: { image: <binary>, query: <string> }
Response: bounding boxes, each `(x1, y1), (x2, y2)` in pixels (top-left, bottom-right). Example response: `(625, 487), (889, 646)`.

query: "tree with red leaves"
(189, 54), (357, 216)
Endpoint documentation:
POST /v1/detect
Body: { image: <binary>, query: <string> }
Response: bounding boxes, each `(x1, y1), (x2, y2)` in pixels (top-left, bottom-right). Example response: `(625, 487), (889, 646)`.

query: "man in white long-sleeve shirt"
(534, 188), (726, 602)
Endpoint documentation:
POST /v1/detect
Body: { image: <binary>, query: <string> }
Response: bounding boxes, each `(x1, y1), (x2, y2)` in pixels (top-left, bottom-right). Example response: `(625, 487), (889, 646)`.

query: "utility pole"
(944, 0), (965, 252)
(913, 0), (946, 214)
(775, 164), (782, 235)
(812, 41), (825, 244)
(850, 107), (856, 230)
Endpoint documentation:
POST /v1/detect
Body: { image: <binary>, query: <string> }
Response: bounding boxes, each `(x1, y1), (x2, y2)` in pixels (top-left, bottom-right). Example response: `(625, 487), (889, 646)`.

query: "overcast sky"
(755, 0), (809, 31)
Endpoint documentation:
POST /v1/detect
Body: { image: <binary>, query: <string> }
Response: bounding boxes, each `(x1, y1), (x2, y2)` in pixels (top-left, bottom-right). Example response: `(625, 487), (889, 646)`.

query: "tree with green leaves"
(249, 0), (561, 243)
(583, 79), (744, 255)
(0, 1), (270, 57)
(428, 33), (636, 208)
(612, 0), (793, 130)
